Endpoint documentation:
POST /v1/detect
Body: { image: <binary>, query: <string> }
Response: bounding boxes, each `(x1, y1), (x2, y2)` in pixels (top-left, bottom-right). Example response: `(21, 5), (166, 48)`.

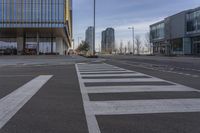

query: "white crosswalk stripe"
(0, 75), (53, 130)
(76, 63), (200, 133)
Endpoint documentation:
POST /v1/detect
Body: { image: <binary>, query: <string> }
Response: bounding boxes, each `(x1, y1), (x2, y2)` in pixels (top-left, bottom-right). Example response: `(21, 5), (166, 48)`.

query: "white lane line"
(0, 75), (34, 77)
(0, 75), (53, 129)
(75, 64), (101, 133)
(89, 99), (200, 115)
(120, 61), (200, 78)
(78, 64), (120, 67)
(80, 70), (132, 74)
(81, 73), (144, 77)
(79, 68), (125, 71)
(78, 66), (120, 69)
(86, 85), (198, 93)
(82, 78), (164, 83)
(79, 69), (126, 72)
(78, 67), (120, 70)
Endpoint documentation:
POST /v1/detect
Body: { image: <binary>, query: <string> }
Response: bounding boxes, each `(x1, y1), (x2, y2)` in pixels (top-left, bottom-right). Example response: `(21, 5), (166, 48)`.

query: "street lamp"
(128, 26), (134, 55)
(93, 0), (96, 56)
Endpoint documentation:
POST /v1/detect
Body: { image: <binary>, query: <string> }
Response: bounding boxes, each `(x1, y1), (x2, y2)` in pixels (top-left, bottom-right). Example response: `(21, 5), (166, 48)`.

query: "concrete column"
(183, 38), (192, 55)
(17, 37), (24, 55)
(37, 33), (39, 55)
(56, 37), (64, 55)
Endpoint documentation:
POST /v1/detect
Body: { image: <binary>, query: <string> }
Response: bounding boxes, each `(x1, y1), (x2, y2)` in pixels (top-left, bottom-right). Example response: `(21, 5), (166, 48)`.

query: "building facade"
(0, 0), (72, 55)
(150, 7), (200, 56)
(101, 28), (115, 54)
(85, 26), (94, 53)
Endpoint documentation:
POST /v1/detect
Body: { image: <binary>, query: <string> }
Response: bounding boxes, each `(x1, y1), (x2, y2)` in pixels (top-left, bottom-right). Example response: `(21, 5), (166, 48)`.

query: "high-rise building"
(0, 0), (72, 55)
(150, 7), (200, 56)
(101, 28), (115, 53)
(101, 30), (106, 52)
(85, 26), (94, 52)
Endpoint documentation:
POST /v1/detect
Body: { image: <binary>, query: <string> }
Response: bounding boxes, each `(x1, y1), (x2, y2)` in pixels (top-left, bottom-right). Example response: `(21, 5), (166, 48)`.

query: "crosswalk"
(76, 63), (200, 133)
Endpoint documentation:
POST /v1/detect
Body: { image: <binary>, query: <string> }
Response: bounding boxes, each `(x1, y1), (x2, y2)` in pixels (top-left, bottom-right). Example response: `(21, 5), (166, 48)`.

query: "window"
(0, 3), (2, 22)
(197, 11), (200, 30)
(0, 0), (66, 28)
(59, 3), (64, 22)
(187, 9), (200, 32)
(150, 23), (165, 40)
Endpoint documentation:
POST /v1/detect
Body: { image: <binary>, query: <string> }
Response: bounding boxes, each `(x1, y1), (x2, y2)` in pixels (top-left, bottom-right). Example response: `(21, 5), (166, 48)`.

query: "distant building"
(101, 28), (115, 53)
(101, 31), (106, 52)
(150, 7), (200, 56)
(85, 26), (94, 52)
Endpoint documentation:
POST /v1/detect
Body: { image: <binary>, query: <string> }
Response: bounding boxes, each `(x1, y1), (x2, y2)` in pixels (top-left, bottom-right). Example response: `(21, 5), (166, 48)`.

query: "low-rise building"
(150, 7), (200, 55)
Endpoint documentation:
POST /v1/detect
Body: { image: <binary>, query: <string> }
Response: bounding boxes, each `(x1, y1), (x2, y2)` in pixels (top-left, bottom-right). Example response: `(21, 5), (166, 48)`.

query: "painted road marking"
(79, 69), (126, 72)
(0, 75), (53, 129)
(80, 70), (131, 74)
(76, 63), (200, 133)
(86, 85), (198, 93)
(0, 75), (34, 77)
(119, 61), (200, 78)
(80, 73), (144, 77)
(82, 78), (164, 82)
(88, 99), (200, 115)
(76, 65), (101, 133)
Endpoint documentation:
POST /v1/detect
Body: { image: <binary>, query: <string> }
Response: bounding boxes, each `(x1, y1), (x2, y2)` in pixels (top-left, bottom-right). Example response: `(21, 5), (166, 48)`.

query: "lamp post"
(128, 26), (134, 55)
(93, 0), (96, 56)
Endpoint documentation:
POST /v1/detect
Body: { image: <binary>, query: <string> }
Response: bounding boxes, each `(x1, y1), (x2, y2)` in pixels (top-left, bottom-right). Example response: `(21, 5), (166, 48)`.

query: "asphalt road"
(102, 55), (200, 89)
(0, 55), (200, 133)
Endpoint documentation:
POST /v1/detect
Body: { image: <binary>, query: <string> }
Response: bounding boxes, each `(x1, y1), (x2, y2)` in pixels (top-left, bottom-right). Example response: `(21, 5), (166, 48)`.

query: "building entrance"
(192, 37), (200, 55)
(194, 42), (200, 55)
(25, 37), (56, 55)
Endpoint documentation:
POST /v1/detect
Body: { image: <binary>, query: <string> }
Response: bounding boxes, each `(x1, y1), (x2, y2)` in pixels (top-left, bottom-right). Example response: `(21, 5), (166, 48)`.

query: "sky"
(73, 0), (200, 50)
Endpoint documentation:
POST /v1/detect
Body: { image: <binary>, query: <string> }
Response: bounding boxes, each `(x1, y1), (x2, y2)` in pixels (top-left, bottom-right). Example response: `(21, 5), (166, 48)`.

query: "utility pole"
(128, 26), (134, 55)
(93, 0), (96, 56)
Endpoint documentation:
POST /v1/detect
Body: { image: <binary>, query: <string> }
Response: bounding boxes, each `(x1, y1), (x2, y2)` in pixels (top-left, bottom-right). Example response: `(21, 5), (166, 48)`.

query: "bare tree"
(144, 32), (152, 54)
(119, 40), (123, 54)
(135, 35), (141, 55)
(127, 41), (131, 54)
(124, 45), (127, 54)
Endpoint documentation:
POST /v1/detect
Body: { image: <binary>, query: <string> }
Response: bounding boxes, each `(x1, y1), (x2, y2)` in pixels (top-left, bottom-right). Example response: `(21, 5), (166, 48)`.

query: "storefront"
(25, 37), (56, 55)
(0, 38), (17, 55)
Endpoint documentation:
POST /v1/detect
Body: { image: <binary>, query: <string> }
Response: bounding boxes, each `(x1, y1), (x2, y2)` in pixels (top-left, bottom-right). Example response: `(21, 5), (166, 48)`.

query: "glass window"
(59, 3), (64, 22)
(187, 10), (200, 32)
(0, 0), (66, 28)
(0, 3), (2, 22)
(4, 2), (6, 22)
(52, 0), (56, 22)
(197, 10), (200, 30)
(45, 0), (49, 22)
(42, 0), (45, 22)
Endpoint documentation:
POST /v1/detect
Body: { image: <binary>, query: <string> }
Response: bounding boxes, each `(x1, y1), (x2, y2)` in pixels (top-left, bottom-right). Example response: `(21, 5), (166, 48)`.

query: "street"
(0, 55), (200, 133)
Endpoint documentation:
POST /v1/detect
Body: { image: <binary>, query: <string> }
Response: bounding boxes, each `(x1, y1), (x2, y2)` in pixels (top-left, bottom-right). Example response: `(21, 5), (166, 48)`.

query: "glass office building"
(0, 0), (72, 55)
(150, 7), (200, 56)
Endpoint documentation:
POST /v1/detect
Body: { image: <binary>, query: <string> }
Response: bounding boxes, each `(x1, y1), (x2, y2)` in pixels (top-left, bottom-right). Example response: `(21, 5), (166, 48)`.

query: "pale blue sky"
(73, 0), (200, 49)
